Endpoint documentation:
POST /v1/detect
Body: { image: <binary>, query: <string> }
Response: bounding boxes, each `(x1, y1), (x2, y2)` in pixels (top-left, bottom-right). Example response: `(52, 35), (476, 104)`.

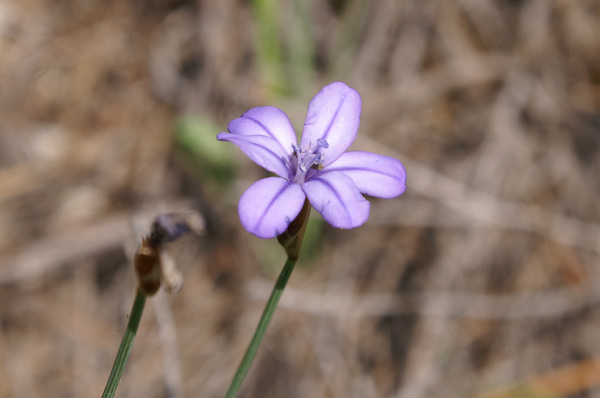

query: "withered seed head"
(134, 237), (162, 296)
(150, 212), (205, 247)
(134, 211), (204, 296)
(159, 251), (183, 294)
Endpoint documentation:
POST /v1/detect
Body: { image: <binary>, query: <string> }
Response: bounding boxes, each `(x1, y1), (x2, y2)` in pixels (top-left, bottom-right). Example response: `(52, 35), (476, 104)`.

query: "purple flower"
(217, 82), (406, 239)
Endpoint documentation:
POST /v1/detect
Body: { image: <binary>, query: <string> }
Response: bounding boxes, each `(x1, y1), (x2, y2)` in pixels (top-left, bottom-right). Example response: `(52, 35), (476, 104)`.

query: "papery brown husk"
(276, 199), (311, 261)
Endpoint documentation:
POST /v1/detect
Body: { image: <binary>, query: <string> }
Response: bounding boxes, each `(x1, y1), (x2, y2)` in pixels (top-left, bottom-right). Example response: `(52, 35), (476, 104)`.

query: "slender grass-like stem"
(102, 289), (147, 398)
(224, 257), (297, 398)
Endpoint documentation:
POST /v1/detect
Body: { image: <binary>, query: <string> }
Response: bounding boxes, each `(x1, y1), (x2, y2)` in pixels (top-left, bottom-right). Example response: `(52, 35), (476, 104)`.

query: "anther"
(317, 138), (329, 148)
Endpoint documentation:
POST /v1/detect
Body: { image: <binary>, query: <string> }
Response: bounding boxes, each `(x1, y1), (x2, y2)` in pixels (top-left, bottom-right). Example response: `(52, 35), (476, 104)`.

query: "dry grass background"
(0, 0), (599, 397)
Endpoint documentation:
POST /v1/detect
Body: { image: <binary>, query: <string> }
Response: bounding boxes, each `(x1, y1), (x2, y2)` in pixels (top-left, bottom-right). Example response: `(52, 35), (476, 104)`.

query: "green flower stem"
(102, 289), (147, 398)
(225, 257), (297, 398)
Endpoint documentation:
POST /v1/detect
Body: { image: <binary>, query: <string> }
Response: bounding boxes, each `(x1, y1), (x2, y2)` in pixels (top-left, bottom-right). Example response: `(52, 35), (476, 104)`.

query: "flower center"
(291, 139), (329, 183)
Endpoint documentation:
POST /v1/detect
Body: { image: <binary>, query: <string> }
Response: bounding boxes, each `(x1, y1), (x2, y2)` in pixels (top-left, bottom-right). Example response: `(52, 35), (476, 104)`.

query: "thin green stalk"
(102, 289), (147, 398)
(225, 257), (297, 398)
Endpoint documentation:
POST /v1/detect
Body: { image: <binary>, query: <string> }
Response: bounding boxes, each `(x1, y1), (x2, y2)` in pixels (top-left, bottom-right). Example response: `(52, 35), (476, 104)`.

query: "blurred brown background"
(1, 1), (600, 397)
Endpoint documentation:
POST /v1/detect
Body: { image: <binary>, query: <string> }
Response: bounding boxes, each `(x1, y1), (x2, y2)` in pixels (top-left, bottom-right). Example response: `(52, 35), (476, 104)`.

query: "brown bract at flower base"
(276, 199), (311, 261)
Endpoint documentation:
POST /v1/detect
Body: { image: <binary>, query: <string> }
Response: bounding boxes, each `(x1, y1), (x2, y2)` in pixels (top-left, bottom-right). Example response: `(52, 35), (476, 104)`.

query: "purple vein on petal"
(223, 134), (290, 177)
(244, 115), (291, 153)
(324, 165), (402, 179)
(320, 94), (347, 143)
(253, 143), (288, 170)
(253, 181), (291, 231)
(304, 112), (317, 127)
(310, 175), (353, 226)
(236, 137), (283, 156)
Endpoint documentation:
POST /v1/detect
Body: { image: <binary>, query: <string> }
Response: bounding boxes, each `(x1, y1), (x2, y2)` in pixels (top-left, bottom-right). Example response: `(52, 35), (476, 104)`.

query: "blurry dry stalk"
(134, 212), (205, 295)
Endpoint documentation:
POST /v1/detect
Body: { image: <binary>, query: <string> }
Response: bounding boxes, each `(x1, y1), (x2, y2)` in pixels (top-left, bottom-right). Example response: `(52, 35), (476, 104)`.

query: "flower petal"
(301, 82), (361, 166)
(302, 171), (370, 229)
(238, 177), (306, 239)
(217, 133), (291, 178)
(228, 106), (297, 156)
(321, 151), (407, 198)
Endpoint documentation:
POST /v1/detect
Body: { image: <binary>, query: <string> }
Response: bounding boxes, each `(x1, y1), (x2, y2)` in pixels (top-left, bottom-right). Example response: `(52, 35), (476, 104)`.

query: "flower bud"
(134, 237), (162, 296)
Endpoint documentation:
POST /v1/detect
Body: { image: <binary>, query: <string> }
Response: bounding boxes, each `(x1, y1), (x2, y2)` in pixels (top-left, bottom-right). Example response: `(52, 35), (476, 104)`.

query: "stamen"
(291, 142), (326, 183)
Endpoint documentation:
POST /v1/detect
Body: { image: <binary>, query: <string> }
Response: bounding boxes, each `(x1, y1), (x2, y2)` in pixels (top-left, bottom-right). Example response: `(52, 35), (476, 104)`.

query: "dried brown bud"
(277, 199), (311, 261)
(134, 211), (204, 296)
(134, 237), (162, 296)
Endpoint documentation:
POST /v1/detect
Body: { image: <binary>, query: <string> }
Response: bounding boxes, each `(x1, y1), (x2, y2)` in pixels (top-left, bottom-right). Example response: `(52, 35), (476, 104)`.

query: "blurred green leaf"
(251, 0), (287, 95)
(174, 115), (236, 185)
(287, 0), (315, 92)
